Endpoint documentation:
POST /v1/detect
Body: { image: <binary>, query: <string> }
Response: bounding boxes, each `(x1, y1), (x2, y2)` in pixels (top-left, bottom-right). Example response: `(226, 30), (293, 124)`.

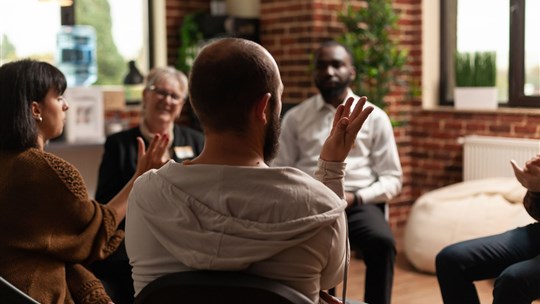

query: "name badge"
(174, 146), (195, 159)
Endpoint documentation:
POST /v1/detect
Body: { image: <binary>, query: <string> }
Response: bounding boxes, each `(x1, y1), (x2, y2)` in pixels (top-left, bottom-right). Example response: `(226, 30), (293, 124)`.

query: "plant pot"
(454, 87), (498, 110)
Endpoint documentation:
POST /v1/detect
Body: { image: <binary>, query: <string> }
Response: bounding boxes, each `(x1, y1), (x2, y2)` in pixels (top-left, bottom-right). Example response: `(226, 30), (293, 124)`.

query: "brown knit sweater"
(0, 148), (124, 304)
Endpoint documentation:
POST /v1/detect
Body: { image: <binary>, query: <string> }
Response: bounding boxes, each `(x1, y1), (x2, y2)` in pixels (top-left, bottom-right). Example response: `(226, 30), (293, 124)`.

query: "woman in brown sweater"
(0, 59), (169, 303)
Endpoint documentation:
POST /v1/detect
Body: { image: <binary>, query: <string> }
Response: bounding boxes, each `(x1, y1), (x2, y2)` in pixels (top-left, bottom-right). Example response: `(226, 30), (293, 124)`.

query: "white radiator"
(460, 135), (540, 181)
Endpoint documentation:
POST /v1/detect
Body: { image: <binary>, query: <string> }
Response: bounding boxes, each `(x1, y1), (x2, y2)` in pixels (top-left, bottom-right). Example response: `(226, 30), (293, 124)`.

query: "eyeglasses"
(147, 86), (184, 104)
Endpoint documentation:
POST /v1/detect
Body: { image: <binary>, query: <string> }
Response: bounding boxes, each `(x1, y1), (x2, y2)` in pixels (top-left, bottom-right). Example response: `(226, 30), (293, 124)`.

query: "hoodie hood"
(128, 161), (346, 270)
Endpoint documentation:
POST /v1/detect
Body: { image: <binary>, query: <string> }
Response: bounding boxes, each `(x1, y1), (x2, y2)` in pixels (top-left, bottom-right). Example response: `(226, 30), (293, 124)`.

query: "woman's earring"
(36, 116), (42, 122)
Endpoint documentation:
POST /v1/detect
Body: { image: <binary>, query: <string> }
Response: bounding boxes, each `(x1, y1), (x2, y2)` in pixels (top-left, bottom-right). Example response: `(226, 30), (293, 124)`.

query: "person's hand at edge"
(511, 156), (540, 192)
(320, 96), (373, 163)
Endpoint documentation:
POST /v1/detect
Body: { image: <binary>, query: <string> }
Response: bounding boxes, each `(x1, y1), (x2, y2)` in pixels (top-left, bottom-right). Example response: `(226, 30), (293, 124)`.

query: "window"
(440, 0), (540, 107)
(0, 0), (62, 64)
(0, 0), (150, 86)
(523, 2), (540, 96)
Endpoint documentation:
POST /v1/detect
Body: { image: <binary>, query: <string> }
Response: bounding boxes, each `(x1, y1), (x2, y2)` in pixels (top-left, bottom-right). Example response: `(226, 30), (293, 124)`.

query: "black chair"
(0, 277), (40, 304)
(134, 270), (312, 304)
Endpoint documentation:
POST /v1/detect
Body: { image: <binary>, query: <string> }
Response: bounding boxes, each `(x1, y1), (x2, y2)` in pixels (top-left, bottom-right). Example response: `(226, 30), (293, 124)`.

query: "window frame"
(440, 0), (540, 107)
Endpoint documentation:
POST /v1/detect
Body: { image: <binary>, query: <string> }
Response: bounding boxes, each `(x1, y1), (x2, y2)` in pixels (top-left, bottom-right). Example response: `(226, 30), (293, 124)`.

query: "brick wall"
(410, 109), (540, 198)
(165, 0), (209, 66)
(260, 0), (345, 102)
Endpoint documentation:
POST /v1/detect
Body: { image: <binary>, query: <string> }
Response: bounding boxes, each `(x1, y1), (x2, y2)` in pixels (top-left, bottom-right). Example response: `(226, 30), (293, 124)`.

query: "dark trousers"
(346, 203), (396, 304)
(90, 244), (134, 304)
(102, 265), (134, 304)
(436, 223), (540, 304)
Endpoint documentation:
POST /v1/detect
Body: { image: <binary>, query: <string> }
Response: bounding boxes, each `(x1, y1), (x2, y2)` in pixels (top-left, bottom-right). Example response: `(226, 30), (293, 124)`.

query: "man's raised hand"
(320, 96), (374, 163)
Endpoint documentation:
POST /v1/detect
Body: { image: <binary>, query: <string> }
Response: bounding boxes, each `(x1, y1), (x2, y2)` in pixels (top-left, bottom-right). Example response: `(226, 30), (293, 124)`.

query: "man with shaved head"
(125, 38), (374, 303)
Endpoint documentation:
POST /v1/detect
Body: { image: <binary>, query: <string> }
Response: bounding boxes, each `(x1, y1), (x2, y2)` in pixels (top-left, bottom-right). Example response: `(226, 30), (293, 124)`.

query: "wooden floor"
(333, 251), (495, 304)
(333, 234), (495, 304)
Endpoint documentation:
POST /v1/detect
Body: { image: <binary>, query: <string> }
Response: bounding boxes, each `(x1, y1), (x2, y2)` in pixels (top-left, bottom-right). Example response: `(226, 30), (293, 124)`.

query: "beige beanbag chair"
(404, 177), (536, 274)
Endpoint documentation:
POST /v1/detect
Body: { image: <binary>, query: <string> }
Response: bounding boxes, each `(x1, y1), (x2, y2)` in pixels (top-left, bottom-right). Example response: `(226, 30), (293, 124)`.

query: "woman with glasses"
(0, 59), (168, 304)
(90, 66), (204, 304)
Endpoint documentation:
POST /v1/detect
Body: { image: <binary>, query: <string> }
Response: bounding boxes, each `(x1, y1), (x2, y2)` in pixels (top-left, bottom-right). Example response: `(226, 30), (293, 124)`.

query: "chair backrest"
(134, 270), (312, 304)
(0, 277), (40, 304)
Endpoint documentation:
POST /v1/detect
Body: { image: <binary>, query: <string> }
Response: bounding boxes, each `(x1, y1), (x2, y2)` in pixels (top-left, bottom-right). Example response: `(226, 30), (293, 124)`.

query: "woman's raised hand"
(134, 134), (170, 177)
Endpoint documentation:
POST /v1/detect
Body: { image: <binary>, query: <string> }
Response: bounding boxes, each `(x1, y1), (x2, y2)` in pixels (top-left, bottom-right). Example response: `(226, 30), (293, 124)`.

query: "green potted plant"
(454, 51), (497, 110)
(177, 12), (204, 74)
(337, 0), (409, 110)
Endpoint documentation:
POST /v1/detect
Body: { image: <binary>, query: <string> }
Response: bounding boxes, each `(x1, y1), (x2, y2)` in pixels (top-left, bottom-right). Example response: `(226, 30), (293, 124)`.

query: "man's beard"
(263, 110), (280, 164)
(316, 80), (351, 102)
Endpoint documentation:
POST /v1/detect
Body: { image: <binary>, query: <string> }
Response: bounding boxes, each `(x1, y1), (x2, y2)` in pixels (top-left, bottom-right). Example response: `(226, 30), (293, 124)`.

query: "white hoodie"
(126, 160), (349, 302)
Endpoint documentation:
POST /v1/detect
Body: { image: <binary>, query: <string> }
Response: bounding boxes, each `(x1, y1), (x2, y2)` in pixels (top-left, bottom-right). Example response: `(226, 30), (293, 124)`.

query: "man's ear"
(30, 101), (42, 119)
(349, 65), (356, 81)
(255, 93), (272, 124)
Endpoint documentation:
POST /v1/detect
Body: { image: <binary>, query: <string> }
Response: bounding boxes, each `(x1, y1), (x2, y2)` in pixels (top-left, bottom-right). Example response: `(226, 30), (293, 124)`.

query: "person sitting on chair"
(125, 37), (374, 303)
(436, 155), (540, 304)
(0, 59), (168, 304)
(272, 40), (403, 304)
(90, 66), (204, 304)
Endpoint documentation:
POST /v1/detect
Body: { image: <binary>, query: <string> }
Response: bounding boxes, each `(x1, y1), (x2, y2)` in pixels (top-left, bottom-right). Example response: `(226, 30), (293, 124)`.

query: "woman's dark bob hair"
(0, 59), (67, 150)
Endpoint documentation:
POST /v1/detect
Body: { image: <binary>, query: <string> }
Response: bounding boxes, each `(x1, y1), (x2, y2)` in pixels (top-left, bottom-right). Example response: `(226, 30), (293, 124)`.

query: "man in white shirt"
(125, 37), (374, 303)
(273, 40), (403, 304)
